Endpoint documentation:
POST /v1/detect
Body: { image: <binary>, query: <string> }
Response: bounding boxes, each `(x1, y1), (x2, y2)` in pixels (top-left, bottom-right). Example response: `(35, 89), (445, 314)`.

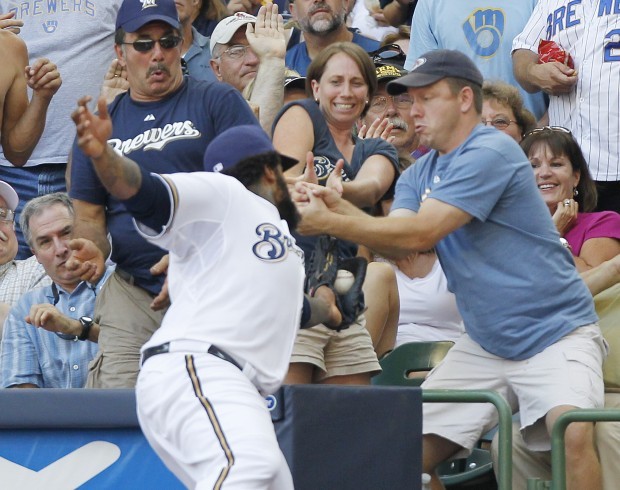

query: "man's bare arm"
(246, 3), (286, 135)
(1, 32), (61, 166)
(296, 184), (471, 259)
(512, 48), (577, 95)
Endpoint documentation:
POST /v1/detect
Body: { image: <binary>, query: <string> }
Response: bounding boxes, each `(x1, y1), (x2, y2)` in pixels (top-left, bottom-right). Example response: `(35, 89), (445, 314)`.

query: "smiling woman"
(521, 128), (620, 272)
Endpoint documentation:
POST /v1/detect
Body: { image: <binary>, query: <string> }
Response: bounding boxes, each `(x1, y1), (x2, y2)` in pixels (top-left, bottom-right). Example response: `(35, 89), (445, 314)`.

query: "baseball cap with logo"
(116, 0), (180, 32)
(0, 180), (19, 212)
(203, 125), (297, 173)
(210, 13), (257, 53)
(375, 63), (407, 83)
(387, 49), (483, 95)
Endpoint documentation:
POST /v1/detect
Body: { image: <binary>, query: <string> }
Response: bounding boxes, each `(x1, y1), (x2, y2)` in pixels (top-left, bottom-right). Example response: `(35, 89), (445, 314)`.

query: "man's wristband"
(78, 316), (94, 341)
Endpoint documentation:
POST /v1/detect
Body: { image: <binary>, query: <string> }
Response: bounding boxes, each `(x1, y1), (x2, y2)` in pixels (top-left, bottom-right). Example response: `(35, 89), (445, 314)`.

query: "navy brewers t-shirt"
(70, 77), (259, 294)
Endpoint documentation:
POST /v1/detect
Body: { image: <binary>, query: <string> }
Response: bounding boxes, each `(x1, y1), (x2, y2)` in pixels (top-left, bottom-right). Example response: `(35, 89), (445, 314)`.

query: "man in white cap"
(210, 5), (287, 133)
(0, 180), (48, 334)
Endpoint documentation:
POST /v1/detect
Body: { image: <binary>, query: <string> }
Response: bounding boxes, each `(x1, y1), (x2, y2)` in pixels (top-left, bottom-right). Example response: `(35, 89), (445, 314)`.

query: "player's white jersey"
(137, 172), (305, 395)
(513, 0), (620, 181)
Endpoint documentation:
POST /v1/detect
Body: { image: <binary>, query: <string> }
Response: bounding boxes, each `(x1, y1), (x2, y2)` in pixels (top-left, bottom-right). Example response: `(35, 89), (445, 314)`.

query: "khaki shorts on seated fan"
(290, 314), (381, 381)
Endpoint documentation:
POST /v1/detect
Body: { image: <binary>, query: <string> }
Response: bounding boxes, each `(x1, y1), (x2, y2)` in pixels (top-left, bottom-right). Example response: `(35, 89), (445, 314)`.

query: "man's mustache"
(388, 117), (408, 131)
(147, 63), (170, 78)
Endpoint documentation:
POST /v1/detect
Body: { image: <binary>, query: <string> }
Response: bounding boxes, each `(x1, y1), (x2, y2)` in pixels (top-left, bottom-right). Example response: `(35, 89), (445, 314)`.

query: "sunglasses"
(369, 94), (413, 111)
(122, 35), (182, 53)
(523, 126), (571, 138)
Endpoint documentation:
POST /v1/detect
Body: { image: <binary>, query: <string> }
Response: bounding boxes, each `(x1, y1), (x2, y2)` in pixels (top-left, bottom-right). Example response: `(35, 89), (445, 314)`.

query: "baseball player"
(513, 1), (620, 212)
(72, 93), (355, 488)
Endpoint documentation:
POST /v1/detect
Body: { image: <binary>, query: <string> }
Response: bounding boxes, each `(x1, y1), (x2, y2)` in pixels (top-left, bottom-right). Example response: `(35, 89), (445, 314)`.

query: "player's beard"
(275, 173), (301, 230)
(300, 4), (345, 35)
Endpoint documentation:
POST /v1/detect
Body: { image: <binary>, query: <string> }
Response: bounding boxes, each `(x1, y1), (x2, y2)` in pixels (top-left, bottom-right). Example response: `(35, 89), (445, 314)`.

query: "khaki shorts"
(86, 270), (167, 389)
(290, 314), (381, 381)
(422, 324), (606, 455)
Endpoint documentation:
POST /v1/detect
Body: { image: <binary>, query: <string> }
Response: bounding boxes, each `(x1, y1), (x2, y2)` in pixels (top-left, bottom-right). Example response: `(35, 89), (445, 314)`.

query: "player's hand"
(529, 62), (578, 95)
(150, 254), (170, 311)
(246, 3), (286, 60)
(358, 117), (395, 143)
(552, 198), (578, 236)
(0, 12), (24, 34)
(26, 303), (79, 336)
(66, 238), (106, 283)
(100, 59), (129, 105)
(26, 58), (62, 100)
(72, 95), (112, 159)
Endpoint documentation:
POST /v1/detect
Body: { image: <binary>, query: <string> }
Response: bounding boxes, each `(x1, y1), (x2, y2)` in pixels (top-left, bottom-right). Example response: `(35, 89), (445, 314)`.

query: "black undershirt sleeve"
(121, 166), (172, 233)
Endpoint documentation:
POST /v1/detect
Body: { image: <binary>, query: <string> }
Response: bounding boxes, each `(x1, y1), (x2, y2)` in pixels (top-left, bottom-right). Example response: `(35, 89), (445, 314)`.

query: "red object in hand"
(538, 40), (575, 69)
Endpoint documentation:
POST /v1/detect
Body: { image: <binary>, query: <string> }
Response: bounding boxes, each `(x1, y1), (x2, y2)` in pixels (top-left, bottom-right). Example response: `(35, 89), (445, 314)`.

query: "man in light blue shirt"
(0, 193), (111, 388)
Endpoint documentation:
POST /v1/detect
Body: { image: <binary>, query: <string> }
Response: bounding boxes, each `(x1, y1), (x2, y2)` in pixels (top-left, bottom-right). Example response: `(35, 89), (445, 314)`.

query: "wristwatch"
(78, 316), (94, 341)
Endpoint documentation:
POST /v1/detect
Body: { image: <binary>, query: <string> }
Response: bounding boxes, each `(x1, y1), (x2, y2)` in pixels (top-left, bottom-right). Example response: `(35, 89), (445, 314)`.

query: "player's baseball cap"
(0, 181), (18, 212)
(203, 125), (298, 173)
(116, 0), (180, 33)
(387, 49), (483, 95)
(210, 13), (256, 53)
(375, 63), (407, 83)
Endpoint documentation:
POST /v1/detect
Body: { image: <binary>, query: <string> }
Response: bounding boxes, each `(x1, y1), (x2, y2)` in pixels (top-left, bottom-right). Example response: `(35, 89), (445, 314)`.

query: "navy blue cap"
(388, 49), (483, 95)
(203, 125), (298, 173)
(116, 0), (180, 32)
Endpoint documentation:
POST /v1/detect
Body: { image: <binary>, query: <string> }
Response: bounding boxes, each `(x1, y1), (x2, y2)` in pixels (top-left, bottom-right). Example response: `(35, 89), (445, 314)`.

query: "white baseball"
(334, 269), (355, 294)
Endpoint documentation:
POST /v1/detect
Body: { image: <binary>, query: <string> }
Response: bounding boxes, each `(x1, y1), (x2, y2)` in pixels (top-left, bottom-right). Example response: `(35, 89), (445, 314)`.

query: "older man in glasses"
(0, 181), (49, 334)
(358, 62), (428, 164)
(0, 193), (113, 388)
(68, 0), (259, 389)
(209, 6), (287, 134)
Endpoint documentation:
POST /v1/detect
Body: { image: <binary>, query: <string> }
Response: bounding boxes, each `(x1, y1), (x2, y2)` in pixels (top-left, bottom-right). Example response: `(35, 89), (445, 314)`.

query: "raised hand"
(71, 96), (112, 159)
(0, 11), (23, 34)
(100, 58), (129, 104)
(246, 3), (286, 60)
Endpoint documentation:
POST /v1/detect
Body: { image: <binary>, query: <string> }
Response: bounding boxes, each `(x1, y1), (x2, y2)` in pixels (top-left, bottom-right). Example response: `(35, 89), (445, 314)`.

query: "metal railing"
(527, 408), (620, 490)
(423, 389), (513, 490)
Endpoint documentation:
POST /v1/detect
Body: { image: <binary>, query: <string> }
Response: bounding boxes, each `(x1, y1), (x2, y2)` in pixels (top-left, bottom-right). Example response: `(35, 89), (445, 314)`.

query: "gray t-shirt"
(0, 1), (120, 167)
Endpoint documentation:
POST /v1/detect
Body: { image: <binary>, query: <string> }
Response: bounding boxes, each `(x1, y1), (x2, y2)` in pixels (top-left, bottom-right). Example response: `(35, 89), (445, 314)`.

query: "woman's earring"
(573, 187), (579, 197)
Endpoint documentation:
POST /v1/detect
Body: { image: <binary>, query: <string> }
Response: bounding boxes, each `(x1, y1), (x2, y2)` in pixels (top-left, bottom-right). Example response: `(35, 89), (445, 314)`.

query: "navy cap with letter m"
(116, 0), (180, 32)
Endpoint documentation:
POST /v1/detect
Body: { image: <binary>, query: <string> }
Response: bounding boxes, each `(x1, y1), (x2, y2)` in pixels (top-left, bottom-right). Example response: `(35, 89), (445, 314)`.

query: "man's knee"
(422, 434), (461, 473)
(564, 422), (596, 462)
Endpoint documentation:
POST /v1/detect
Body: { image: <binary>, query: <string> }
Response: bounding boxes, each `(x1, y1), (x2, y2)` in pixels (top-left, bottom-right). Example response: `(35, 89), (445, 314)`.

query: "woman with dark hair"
(272, 42), (399, 385)
(273, 42), (398, 209)
(522, 127), (620, 272)
(482, 80), (537, 143)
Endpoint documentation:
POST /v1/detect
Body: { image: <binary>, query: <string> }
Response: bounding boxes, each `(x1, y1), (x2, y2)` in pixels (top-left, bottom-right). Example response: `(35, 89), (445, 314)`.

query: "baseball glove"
(305, 235), (368, 330)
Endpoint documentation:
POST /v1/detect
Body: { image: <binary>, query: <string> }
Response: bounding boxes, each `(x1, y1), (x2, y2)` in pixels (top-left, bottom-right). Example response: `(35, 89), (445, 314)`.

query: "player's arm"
(1, 34), (61, 166)
(512, 48), (577, 95)
(297, 184), (471, 259)
(72, 96), (173, 233)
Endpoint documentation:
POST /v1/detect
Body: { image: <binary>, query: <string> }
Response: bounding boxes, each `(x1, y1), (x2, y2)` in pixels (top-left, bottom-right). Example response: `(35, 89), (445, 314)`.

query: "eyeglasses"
(0, 207), (14, 223)
(122, 35), (182, 53)
(369, 94), (413, 111)
(523, 126), (572, 138)
(215, 44), (252, 60)
(371, 44), (407, 67)
(481, 117), (517, 130)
